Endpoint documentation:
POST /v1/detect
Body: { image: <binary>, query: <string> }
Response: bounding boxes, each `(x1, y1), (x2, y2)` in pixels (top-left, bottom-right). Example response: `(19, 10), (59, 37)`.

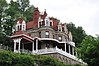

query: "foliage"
(0, 0), (34, 47)
(79, 35), (99, 66)
(67, 22), (86, 47)
(0, 50), (84, 66)
(0, 50), (35, 66)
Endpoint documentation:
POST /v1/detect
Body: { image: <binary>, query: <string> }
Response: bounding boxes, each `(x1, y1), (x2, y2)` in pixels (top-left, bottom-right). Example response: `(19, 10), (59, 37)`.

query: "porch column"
(76, 51), (78, 57)
(65, 43), (66, 52)
(69, 45), (71, 54)
(22, 43), (24, 52)
(14, 40), (16, 52)
(36, 39), (38, 52)
(32, 41), (34, 53)
(72, 47), (74, 55)
(18, 39), (21, 53)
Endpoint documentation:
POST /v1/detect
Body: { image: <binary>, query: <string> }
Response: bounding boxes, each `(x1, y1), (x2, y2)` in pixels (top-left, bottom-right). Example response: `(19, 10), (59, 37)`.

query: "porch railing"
(35, 47), (86, 65)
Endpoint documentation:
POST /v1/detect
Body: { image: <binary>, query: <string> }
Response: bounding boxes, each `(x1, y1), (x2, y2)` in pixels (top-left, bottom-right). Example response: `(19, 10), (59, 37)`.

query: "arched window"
(58, 36), (62, 41)
(45, 31), (49, 38)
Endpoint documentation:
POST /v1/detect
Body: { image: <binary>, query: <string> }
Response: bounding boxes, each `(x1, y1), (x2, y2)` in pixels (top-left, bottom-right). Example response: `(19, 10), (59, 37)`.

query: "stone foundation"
(43, 53), (85, 65)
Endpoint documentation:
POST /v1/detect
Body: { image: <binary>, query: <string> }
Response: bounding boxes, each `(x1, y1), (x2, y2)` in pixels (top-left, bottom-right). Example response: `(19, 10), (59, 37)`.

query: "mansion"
(11, 8), (86, 65)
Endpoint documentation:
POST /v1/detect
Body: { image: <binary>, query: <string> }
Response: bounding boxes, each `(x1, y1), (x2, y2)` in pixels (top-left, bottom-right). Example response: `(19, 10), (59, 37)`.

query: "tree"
(79, 35), (99, 66)
(0, 0), (7, 33)
(4, 0), (34, 35)
(0, 0), (34, 47)
(67, 22), (86, 47)
(17, 0), (34, 21)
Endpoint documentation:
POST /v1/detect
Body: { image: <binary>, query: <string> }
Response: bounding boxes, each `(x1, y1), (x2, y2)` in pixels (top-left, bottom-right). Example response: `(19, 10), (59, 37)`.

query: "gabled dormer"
(58, 23), (62, 32)
(45, 16), (50, 26)
(15, 18), (26, 31)
(68, 31), (73, 41)
(64, 23), (68, 34)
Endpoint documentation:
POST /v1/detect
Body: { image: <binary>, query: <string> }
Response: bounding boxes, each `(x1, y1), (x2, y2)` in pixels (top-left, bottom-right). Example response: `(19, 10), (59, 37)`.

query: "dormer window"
(62, 27), (64, 32)
(16, 19), (26, 31)
(50, 22), (52, 26)
(58, 24), (62, 32)
(45, 16), (50, 26)
(39, 22), (42, 27)
(19, 25), (22, 30)
(46, 20), (49, 26)
(42, 21), (45, 26)
(45, 19), (49, 26)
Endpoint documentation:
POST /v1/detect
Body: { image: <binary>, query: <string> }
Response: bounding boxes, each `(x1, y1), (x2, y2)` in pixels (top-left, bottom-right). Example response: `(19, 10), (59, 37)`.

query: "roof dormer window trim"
(58, 25), (62, 32)
(45, 19), (49, 26)
(16, 20), (26, 31)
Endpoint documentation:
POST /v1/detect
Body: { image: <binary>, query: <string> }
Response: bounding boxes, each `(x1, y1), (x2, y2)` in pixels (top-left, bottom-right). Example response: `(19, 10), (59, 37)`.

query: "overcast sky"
(7, 0), (99, 36)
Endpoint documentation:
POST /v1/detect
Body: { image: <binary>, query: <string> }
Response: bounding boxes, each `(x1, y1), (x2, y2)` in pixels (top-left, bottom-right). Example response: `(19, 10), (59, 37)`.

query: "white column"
(22, 43), (24, 52)
(18, 39), (21, 53)
(32, 41), (34, 53)
(36, 39), (38, 51)
(72, 47), (74, 55)
(38, 21), (39, 28)
(65, 43), (66, 52)
(76, 51), (78, 57)
(69, 45), (71, 54)
(14, 40), (16, 52)
(55, 46), (58, 49)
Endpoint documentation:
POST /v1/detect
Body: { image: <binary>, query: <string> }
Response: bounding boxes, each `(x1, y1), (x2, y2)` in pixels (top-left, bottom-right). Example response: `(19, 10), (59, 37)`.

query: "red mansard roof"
(52, 19), (58, 30)
(26, 21), (34, 29)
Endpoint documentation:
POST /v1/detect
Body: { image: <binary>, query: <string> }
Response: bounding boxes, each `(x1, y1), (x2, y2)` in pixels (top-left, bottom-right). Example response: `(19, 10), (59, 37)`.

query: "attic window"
(50, 22), (52, 26)
(62, 27), (64, 32)
(46, 20), (49, 26)
(42, 21), (45, 26)
(58, 25), (62, 32)
(39, 22), (42, 27)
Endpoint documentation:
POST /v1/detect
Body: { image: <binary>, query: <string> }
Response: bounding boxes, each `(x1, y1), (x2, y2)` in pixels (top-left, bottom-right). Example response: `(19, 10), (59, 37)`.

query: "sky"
(7, 0), (99, 36)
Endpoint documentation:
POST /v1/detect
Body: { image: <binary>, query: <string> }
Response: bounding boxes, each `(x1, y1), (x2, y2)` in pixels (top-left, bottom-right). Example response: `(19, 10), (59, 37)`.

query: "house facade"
(11, 8), (86, 65)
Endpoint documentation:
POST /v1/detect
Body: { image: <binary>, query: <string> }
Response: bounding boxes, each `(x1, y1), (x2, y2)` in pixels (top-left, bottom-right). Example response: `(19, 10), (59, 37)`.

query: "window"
(19, 25), (22, 30)
(46, 20), (49, 26)
(42, 21), (45, 26)
(45, 31), (49, 38)
(39, 32), (41, 38)
(62, 27), (64, 32)
(58, 36), (62, 41)
(50, 22), (52, 26)
(18, 25), (20, 30)
(59, 29), (61, 31)
(39, 22), (42, 27)
(18, 25), (21, 31)
(23, 25), (24, 30)
(58, 25), (62, 32)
